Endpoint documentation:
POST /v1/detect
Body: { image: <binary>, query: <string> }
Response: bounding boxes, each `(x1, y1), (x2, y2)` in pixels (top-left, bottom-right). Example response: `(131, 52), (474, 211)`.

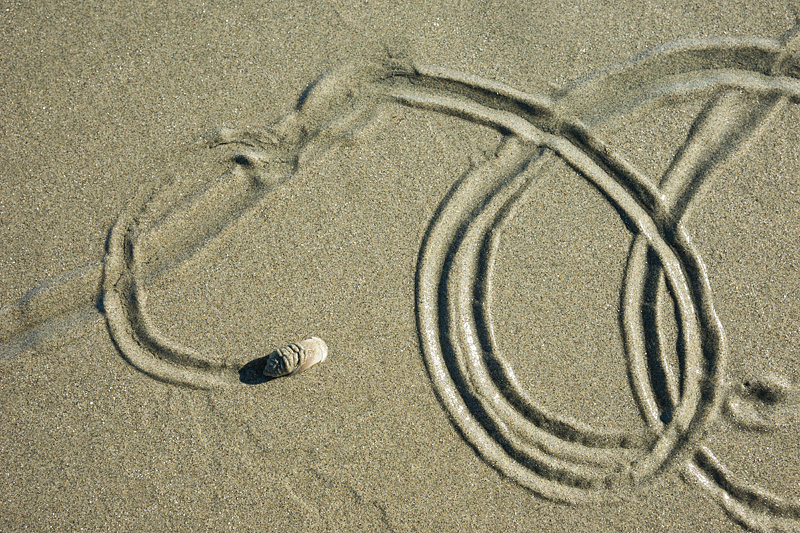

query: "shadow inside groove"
(641, 247), (674, 424)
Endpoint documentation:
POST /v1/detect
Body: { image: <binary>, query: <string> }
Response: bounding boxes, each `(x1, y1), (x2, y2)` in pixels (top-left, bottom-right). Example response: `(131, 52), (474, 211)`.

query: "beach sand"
(1, 1), (799, 531)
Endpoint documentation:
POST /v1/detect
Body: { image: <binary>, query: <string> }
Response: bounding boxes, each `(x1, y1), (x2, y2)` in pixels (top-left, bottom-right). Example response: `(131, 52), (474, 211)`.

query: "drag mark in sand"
(2, 27), (800, 532)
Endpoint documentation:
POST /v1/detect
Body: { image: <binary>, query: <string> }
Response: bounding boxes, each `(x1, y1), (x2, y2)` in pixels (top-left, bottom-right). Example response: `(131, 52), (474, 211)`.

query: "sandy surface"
(1, 1), (799, 531)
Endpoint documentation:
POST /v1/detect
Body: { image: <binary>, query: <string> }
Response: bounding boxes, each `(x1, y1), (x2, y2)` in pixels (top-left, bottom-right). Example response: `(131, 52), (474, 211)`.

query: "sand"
(1, 1), (799, 531)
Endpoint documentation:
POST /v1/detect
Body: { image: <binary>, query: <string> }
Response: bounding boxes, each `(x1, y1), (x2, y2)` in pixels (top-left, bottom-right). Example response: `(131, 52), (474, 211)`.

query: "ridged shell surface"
(263, 336), (328, 378)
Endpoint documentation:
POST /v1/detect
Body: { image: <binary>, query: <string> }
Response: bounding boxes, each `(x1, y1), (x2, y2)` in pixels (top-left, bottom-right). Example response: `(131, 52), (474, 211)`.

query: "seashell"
(263, 336), (328, 378)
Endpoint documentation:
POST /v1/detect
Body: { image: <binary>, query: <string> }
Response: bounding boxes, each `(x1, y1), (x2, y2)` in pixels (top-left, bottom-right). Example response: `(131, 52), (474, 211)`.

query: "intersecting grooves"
(93, 32), (800, 522)
(623, 87), (789, 428)
(95, 55), (800, 393)
(404, 36), (800, 512)
(409, 91), (712, 502)
(396, 58), (724, 501)
(614, 37), (800, 531)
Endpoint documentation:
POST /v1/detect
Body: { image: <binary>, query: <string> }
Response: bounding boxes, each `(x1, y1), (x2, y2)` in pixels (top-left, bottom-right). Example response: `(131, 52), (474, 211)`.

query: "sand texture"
(2, 1), (800, 531)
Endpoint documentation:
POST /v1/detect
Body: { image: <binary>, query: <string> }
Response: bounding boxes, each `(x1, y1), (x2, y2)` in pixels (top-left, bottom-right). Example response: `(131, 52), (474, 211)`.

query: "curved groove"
(101, 33), (798, 511)
(622, 86), (783, 433)
(475, 152), (653, 453)
(685, 447), (800, 532)
(557, 36), (790, 125)
(405, 33), (798, 513)
(447, 145), (640, 469)
(542, 132), (712, 481)
(103, 199), (240, 389)
(413, 137), (612, 503)
(622, 237), (666, 429)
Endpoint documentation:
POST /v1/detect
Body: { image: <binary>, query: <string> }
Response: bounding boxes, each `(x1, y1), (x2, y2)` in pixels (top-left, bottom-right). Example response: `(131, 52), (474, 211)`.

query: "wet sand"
(1, 1), (799, 531)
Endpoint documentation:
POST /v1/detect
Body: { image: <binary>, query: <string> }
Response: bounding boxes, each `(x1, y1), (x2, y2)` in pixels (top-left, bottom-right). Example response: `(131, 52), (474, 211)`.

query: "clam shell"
(263, 336), (328, 378)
